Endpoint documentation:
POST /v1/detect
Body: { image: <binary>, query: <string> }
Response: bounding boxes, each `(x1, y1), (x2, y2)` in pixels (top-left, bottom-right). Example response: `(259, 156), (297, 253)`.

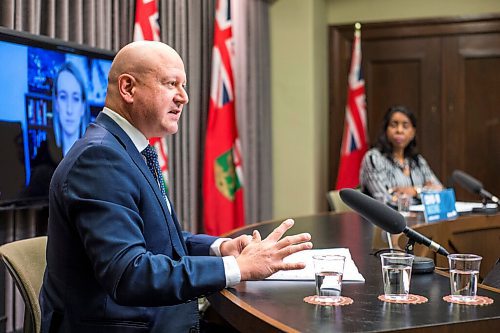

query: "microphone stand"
(404, 239), (436, 274)
(471, 197), (498, 215)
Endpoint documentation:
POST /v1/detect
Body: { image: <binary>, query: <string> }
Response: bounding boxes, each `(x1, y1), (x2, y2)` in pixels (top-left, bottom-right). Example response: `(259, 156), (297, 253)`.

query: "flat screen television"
(0, 26), (115, 207)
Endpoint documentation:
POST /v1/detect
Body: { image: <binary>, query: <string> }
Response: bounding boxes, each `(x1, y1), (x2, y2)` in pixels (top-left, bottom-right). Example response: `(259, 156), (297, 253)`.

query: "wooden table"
(208, 212), (500, 332)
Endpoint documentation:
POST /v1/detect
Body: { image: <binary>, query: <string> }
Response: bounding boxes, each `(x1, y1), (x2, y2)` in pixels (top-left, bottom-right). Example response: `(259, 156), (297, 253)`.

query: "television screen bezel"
(0, 26), (115, 208)
(0, 26), (115, 63)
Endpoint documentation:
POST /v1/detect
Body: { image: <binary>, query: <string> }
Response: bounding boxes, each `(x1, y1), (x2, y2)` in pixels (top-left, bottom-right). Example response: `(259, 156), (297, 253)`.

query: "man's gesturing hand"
(235, 219), (313, 281)
(219, 234), (253, 257)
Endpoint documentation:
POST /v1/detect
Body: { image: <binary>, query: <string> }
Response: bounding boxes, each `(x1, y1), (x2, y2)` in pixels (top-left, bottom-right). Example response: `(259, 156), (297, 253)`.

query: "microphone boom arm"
(403, 227), (450, 257)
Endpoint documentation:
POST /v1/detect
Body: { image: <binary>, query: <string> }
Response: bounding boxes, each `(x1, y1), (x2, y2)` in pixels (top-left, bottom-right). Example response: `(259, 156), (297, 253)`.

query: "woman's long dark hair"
(374, 105), (420, 164)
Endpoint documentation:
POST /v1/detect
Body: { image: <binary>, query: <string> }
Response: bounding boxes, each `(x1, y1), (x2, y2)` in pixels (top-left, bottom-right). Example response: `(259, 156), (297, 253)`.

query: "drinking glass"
(380, 252), (414, 300)
(397, 193), (411, 217)
(448, 254), (482, 301)
(313, 255), (346, 303)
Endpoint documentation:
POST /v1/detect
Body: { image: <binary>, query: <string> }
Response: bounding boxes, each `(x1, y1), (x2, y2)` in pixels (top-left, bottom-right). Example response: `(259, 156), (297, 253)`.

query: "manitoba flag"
(336, 26), (368, 189)
(203, 0), (245, 235)
(133, 0), (169, 190)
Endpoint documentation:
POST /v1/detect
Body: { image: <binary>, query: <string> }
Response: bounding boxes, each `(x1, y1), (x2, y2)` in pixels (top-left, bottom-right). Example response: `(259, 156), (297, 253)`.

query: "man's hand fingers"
(252, 230), (262, 242)
(237, 234), (253, 247)
(278, 242), (313, 257)
(275, 233), (311, 250)
(279, 262), (307, 271)
(265, 219), (294, 242)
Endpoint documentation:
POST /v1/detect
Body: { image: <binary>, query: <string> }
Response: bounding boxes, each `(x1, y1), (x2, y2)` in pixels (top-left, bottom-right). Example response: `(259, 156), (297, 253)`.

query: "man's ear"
(117, 74), (135, 104)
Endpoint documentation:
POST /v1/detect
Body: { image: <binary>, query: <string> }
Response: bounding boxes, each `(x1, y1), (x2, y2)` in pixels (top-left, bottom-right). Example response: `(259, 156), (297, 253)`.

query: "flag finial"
(354, 22), (361, 31)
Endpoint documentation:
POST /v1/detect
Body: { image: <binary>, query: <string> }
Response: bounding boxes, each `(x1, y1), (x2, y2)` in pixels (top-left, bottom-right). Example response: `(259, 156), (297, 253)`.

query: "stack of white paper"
(266, 248), (365, 282)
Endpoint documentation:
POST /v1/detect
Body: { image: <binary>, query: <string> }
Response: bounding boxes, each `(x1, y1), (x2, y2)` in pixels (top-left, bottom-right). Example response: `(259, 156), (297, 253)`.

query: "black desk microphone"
(452, 170), (499, 204)
(339, 189), (450, 273)
(452, 170), (499, 214)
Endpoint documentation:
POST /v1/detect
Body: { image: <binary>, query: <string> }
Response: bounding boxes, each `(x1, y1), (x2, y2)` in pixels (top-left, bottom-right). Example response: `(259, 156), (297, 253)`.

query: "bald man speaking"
(40, 41), (312, 333)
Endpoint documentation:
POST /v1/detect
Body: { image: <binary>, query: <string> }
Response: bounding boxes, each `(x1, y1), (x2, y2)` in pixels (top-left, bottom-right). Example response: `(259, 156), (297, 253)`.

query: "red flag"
(134, 0), (160, 42)
(336, 27), (368, 189)
(134, 0), (169, 189)
(203, 0), (244, 235)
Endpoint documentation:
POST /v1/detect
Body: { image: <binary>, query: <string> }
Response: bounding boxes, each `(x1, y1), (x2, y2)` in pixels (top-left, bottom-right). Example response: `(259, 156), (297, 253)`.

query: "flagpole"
(335, 21), (368, 190)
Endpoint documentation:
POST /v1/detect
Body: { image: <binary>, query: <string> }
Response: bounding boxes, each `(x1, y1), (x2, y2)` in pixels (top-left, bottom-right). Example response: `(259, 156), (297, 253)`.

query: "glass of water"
(313, 254), (346, 303)
(380, 252), (414, 300)
(448, 254), (482, 301)
(397, 193), (411, 217)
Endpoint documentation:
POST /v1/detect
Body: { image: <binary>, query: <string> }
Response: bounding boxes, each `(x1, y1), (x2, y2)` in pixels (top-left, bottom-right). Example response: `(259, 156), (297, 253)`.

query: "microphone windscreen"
(452, 170), (483, 194)
(339, 188), (406, 234)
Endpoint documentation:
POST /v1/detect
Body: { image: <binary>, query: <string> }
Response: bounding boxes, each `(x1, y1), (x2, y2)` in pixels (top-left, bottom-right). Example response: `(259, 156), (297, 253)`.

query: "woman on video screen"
(53, 62), (90, 156)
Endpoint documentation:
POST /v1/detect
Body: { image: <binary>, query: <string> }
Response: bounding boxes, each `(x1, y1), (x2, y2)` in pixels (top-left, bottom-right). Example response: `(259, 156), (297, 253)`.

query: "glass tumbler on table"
(380, 252), (414, 300)
(397, 193), (411, 217)
(448, 254), (482, 302)
(313, 254), (346, 303)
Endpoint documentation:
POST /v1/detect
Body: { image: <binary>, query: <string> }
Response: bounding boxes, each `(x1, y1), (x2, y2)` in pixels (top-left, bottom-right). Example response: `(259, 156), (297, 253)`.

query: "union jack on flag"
(133, 0), (170, 190)
(203, 0), (245, 235)
(134, 0), (160, 42)
(210, 0), (235, 109)
(336, 27), (369, 190)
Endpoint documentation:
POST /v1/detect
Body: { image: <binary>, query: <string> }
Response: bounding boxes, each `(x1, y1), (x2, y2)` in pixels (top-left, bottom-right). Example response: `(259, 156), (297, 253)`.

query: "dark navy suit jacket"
(40, 113), (226, 333)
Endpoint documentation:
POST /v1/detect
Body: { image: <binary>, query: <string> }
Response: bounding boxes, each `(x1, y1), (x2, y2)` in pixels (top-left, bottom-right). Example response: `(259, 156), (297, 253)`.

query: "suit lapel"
(94, 113), (187, 256)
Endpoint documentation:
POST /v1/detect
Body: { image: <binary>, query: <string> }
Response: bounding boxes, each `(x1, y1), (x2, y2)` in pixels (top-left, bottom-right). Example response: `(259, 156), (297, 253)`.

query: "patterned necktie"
(141, 145), (171, 212)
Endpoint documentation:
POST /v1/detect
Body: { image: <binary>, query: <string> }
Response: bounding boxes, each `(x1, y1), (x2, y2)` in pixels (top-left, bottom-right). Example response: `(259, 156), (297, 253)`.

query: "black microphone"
(339, 189), (449, 257)
(452, 170), (499, 204)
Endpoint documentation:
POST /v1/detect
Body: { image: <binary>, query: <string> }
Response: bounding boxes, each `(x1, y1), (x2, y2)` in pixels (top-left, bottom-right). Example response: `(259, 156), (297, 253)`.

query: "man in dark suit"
(39, 41), (312, 333)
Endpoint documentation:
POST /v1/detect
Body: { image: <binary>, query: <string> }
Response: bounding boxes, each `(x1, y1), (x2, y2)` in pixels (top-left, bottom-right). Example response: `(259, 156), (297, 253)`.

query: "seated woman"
(360, 105), (442, 203)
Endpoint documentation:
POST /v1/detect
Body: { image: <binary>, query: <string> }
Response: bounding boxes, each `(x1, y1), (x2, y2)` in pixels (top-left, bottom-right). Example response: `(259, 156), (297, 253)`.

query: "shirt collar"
(101, 107), (149, 152)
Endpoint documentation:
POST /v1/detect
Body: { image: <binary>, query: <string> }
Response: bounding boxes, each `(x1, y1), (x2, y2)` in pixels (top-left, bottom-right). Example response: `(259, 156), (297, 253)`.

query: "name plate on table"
(421, 189), (458, 222)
